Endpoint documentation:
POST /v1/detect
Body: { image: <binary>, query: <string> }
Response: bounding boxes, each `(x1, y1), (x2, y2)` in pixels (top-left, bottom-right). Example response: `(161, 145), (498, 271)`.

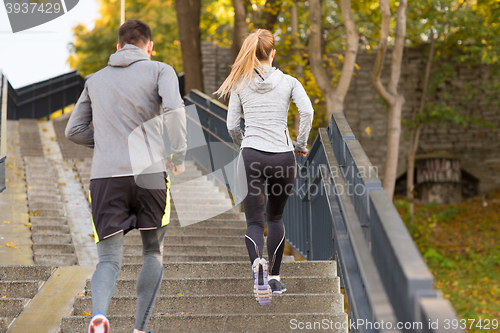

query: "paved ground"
(0, 121), (32, 265)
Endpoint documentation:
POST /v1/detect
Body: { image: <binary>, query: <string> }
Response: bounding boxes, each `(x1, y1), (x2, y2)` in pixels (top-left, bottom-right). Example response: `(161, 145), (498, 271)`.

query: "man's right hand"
(166, 159), (185, 176)
(170, 162), (185, 176)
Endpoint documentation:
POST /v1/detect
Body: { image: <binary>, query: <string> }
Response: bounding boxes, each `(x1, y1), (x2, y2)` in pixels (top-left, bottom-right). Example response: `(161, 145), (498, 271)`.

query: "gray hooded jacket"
(65, 44), (187, 180)
(227, 65), (314, 153)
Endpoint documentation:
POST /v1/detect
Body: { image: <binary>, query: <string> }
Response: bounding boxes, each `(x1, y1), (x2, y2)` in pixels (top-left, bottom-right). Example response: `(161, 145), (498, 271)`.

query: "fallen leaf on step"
(5, 179), (9, 182)
(80, 312), (91, 316)
(9, 156), (14, 159)
(16, 173), (21, 176)
(28, 186), (32, 189)
(88, 234), (94, 238)
(6, 242), (17, 248)
(1, 296), (6, 298)
(2, 221), (10, 224)
(6, 163), (13, 168)
(77, 292), (85, 297)
(6, 146), (11, 150)
(24, 223), (32, 227)
(29, 242), (33, 245)
(75, 202), (80, 205)
(42, 128), (48, 132)
(205, 202), (210, 205)
(8, 185), (16, 188)
(50, 136), (56, 140)
(41, 232), (45, 234)
(177, 292), (183, 296)
(59, 182), (66, 186)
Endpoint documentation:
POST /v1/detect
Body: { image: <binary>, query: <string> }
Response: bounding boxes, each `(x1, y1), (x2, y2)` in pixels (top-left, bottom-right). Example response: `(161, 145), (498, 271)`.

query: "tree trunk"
(176, 0), (204, 94)
(229, 0), (248, 67)
(370, 0), (408, 199)
(308, 0), (358, 118)
(407, 32), (435, 221)
(383, 96), (404, 197)
(291, 0), (303, 135)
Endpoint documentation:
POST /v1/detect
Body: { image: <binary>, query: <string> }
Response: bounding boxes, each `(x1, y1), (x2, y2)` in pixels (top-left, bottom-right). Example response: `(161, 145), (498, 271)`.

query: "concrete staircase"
(1, 119), (348, 332)
(0, 266), (55, 332)
(24, 157), (77, 266)
(60, 160), (348, 332)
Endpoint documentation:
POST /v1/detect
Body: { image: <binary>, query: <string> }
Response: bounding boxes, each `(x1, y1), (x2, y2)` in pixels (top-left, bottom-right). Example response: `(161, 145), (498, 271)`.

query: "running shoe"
(269, 278), (287, 294)
(88, 311), (110, 333)
(252, 258), (272, 306)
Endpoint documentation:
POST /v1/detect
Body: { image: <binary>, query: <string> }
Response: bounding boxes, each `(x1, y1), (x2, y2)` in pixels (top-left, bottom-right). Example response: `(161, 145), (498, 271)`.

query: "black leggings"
(237, 147), (296, 275)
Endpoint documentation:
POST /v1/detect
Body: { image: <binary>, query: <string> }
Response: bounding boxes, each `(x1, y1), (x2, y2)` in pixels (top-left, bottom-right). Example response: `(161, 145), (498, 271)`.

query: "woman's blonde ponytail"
(215, 29), (274, 99)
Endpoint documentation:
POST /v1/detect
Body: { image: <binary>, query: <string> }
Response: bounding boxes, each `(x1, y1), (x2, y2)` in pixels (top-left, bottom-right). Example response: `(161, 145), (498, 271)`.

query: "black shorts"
(89, 172), (171, 243)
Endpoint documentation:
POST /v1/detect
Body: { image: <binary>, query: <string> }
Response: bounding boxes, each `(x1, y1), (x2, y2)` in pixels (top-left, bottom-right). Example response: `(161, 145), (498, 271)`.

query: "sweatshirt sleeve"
(158, 65), (187, 166)
(291, 77), (314, 152)
(227, 89), (244, 148)
(65, 82), (94, 148)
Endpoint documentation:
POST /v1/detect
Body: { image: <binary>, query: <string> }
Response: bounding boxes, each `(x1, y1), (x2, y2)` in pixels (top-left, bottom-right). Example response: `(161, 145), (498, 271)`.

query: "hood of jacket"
(249, 65), (284, 93)
(108, 44), (150, 67)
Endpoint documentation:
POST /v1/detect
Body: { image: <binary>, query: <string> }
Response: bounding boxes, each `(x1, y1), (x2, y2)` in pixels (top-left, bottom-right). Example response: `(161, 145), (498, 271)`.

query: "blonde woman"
(216, 29), (314, 306)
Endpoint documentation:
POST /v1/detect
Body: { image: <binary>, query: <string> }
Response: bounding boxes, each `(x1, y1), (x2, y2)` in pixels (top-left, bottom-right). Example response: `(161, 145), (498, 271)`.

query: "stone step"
(122, 254), (251, 264)
(0, 281), (44, 298)
(84, 276), (339, 297)
(169, 191), (226, 200)
(28, 202), (64, 211)
(0, 266), (54, 281)
(0, 317), (11, 333)
(168, 219), (246, 228)
(170, 185), (221, 193)
(124, 235), (243, 246)
(26, 184), (60, 192)
(169, 179), (213, 187)
(134, 226), (246, 237)
(33, 254), (78, 266)
(27, 194), (62, 203)
(169, 211), (245, 221)
(73, 293), (342, 316)
(31, 225), (70, 235)
(33, 244), (75, 255)
(117, 261), (336, 279)
(171, 205), (234, 214)
(28, 209), (65, 218)
(169, 198), (231, 206)
(27, 189), (61, 198)
(62, 312), (347, 333)
(0, 298), (29, 318)
(123, 244), (250, 256)
(32, 234), (72, 244)
(25, 178), (58, 186)
(30, 217), (67, 226)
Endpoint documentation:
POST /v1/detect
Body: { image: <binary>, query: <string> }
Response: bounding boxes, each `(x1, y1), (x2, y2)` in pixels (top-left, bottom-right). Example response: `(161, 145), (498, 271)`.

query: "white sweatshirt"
(226, 65), (314, 153)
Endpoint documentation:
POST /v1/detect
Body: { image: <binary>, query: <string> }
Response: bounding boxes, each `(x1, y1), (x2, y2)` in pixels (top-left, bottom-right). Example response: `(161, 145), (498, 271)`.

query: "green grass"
(395, 190), (500, 333)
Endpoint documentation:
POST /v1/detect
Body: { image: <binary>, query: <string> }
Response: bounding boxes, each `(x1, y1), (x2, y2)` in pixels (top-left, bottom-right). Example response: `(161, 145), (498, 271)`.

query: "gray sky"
(0, 0), (99, 88)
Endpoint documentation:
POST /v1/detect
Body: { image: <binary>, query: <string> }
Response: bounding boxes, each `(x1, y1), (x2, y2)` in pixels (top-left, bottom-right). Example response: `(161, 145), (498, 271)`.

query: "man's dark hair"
(118, 19), (152, 48)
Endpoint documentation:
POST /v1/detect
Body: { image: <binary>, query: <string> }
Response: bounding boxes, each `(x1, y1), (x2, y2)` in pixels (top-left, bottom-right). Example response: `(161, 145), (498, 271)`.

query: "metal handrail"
(0, 72), (7, 193)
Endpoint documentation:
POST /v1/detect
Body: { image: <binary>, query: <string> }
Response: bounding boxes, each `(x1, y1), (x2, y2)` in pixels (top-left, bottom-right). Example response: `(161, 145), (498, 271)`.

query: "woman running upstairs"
(215, 29), (314, 306)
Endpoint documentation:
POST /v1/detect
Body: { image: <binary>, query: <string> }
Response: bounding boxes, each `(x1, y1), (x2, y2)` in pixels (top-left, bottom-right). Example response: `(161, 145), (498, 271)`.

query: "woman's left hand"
(294, 148), (308, 157)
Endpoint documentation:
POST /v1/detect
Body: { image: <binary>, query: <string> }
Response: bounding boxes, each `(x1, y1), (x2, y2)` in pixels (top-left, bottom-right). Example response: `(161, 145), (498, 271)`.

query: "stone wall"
(345, 47), (500, 193)
(200, 42), (500, 193)
(201, 41), (230, 100)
